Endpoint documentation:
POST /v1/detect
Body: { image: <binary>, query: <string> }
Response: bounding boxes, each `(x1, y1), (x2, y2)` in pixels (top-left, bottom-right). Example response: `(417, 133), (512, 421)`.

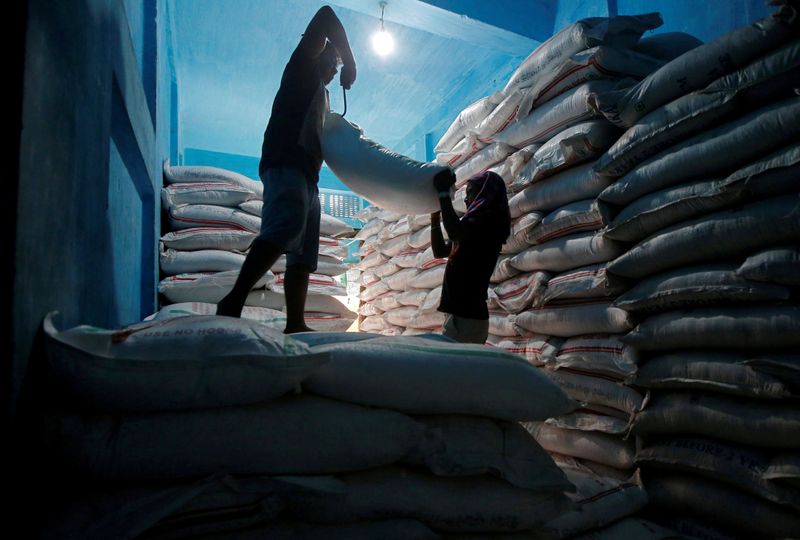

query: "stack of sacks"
(160, 162), (356, 331)
(42, 313), (581, 538)
(356, 208), (448, 336)
(585, 6), (800, 537)
(428, 13), (714, 539)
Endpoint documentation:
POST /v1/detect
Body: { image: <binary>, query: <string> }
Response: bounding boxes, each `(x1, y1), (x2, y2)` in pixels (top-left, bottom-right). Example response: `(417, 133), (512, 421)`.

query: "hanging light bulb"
(372, 1), (394, 56)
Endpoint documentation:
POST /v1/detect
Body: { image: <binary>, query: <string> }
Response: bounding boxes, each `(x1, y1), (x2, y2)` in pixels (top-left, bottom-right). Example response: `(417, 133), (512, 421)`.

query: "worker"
(430, 170), (511, 344)
(217, 6), (356, 333)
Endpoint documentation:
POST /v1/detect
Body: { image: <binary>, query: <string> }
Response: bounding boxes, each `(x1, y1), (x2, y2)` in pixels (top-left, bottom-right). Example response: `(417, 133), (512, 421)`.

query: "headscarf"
(462, 171), (511, 243)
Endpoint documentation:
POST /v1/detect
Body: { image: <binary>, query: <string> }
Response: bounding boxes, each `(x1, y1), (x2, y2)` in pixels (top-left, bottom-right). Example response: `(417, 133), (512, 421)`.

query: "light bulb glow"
(372, 29), (394, 56)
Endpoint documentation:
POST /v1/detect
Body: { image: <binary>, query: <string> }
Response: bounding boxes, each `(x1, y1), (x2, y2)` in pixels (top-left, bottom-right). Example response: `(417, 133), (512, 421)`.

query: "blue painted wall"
(553, 0), (770, 42)
(14, 0), (160, 413)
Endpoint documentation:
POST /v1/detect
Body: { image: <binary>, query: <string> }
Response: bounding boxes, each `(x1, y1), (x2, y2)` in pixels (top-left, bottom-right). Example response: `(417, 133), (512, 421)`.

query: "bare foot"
(284, 324), (316, 334)
(216, 296), (244, 318)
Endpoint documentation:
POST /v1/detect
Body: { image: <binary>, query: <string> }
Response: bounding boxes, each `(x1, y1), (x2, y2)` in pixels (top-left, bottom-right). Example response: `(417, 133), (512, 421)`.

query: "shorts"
(257, 166), (320, 273)
(442, 314), (489, 344)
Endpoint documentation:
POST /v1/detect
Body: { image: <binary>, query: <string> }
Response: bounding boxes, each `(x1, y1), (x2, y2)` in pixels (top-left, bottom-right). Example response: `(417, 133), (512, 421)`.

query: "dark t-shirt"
(438, 217), (505, 320)
(259, 47), (325, 183)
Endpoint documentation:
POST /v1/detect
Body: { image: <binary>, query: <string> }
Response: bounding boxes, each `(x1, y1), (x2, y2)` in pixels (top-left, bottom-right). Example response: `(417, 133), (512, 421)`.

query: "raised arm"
(433, 169), (467, 244)
(298, 6), (357, 88)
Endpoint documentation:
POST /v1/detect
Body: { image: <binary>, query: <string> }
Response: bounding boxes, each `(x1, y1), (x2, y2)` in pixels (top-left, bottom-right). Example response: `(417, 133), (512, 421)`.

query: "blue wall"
(553, 0), (770, 42)
(14, 0), (161, 413)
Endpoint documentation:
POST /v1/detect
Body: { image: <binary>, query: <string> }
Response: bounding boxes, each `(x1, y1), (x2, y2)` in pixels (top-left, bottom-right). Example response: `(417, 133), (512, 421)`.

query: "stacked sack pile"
(354, 206), (450, 336)
(424, 13), (707, 538)
(158, 161), (357, 331)
(40, 311), (591, 538)
(585, 3), (800, 538)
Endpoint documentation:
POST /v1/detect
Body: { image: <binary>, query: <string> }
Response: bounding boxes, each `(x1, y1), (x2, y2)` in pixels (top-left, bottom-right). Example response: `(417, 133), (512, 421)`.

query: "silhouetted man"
(217, 6), (356, 332)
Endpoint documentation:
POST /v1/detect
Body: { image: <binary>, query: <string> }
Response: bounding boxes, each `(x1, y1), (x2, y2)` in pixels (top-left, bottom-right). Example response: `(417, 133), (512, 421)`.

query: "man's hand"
(340, 63), (357, 90)
(433, 169), (456, 192)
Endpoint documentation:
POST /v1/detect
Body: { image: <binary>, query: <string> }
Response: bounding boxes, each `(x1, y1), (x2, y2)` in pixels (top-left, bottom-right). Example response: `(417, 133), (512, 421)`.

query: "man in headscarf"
(431, 169), (511, 343)
(217, 6), (356, 333)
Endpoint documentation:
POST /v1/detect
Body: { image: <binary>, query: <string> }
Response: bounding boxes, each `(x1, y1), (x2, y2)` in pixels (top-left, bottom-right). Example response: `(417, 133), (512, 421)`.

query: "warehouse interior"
(9, 0), (800, 537)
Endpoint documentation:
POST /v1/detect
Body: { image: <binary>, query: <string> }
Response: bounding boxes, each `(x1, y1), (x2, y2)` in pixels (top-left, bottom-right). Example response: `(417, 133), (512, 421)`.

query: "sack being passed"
(321, 112), (449, 214)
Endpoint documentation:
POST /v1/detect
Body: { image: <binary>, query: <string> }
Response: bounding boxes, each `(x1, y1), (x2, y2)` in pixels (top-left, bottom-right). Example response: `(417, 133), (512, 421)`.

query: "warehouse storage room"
(8, 0), (800, 538)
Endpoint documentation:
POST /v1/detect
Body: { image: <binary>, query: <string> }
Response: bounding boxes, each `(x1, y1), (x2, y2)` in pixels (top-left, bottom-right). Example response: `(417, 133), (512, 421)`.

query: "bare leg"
(217, 239), (283, 317)
(283, 265), (315, 333)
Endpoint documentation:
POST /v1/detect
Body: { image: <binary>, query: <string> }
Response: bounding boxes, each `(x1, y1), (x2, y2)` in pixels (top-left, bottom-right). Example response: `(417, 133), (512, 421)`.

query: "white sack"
(632, 392), (800, 448)
(158, 270), (273, 304)
(43, 313), (326, 412)
(435, 92), (504, 153)
(599, 98), (800, 206)
(486, 335), (563, 366)
(595, 40), (800, 178)
(511, 231), (626, 273)
(553, 335), (638, 378)
(608, 195), (800, 279)
(545, 367), (645, 416)
(636, 351), (797, 399)
(322, 113), (448, 214)
(516, 299), (634, 337)
(540, 263), (626, 305)
(614, 263), (791, 314)
(163, 161), (263, 198)
(526, 199), (611, 245)
(161, 182), (255, 209)
(59, 395), (425, 480)
(492, 271), (550, 314)
(301, 333), (576, 421)
(409, 265), (446, 289)
(604, 143), (800, 243)
(509, 162), (613, 217)
(160, 248), (244, 275)
(497, 80), (623, 149)
(524, 422), (635, 469)
(513, 120), (621, 190)
(590, 6), (800, 127)
(645, 473), (800, 539)
(161, 228), (255, 252)
(503, 13), (663, 93)
(169, 204), (261, 233)
(737, 245), (800, 286)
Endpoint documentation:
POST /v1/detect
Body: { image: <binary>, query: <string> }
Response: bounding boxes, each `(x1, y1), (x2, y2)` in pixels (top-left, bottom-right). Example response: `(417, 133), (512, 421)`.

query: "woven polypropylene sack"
(163, 161), (263, 199)
(511, 231), (627, 273)
(595, 40), (800, 178)
(605, 144), (800, 243)
(590, 6), (800, 127)
(524, 421), (635, 469)
(613, 263), (791, 314)
(599, 97), (800, 206)
(737, 245), (800, 286)
(284, 466), (574, 533)
(608, 195), (800, 279)
(645, 473), (800, 539)
(635, 351), (797, 399)
(631, 392), (800, 448)
(42, 313), (328, 412)
(503, 13), (663, 94)
(509, 162), (614, 218)
(322, 113), (448, 214)
(302, 334), (576, 421)
(58, 395), (425, 480)
(158, 270), (273, 304)
(513, 120), (621, 191)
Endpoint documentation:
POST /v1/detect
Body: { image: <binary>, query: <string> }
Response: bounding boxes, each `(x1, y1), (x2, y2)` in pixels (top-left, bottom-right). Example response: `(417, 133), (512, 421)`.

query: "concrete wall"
(13, 0), (162, 415)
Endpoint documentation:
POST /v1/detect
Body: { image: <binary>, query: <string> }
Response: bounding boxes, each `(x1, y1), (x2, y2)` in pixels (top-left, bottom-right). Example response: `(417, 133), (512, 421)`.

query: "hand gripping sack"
(321, 113), (448, 214)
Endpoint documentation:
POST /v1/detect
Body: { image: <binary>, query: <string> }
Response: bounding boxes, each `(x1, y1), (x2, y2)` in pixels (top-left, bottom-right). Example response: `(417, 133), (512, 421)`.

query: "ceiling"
(168, 0), (551, 161)
(168, 0), (770, 163)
